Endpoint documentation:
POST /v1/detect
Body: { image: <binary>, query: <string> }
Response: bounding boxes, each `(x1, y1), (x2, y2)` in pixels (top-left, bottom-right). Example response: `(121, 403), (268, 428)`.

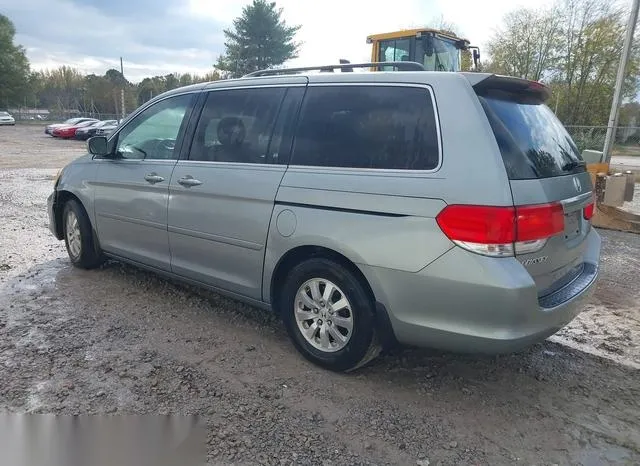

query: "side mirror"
(470, 47), (481, 70)
(87, 136), (111, 157)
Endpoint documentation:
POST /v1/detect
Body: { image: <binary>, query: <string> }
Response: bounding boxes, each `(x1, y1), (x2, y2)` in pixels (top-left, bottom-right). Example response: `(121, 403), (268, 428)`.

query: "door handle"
(144, 173), (165, 184)
(178, 175), (203, 187)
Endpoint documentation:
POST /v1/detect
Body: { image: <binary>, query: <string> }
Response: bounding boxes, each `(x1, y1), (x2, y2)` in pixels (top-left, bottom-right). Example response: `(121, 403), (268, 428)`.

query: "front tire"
(280, 258), (381, 372)
(62, 199), (104, 269)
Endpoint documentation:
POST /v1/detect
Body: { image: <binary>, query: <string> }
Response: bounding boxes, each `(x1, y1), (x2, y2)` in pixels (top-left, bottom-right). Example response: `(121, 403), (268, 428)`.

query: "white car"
(0, 111), (15, 126)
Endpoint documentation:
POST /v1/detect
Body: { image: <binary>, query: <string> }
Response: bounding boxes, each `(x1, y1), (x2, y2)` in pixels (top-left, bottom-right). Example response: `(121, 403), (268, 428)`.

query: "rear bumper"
(360, 228), (601, 354)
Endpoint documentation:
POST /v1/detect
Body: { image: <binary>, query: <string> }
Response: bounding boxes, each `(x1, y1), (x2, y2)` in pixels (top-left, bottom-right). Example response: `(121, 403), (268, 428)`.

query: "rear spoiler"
(463, 73), (551, 103)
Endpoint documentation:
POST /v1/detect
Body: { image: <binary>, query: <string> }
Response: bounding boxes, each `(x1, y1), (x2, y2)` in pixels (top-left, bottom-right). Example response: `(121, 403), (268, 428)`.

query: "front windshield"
(416, 37), (460, 72)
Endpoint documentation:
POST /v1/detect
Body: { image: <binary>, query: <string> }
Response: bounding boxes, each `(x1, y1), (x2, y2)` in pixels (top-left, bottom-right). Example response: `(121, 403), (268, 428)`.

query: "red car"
(52, 120), (98, 139)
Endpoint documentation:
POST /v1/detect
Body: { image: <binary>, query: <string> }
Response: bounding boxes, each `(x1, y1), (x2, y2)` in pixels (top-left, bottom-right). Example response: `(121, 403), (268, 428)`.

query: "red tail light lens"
(516, 203), (564, 241)
(583, 202), (595, 220)
(436, 203), (565, 257)
(435, 205), (516, 244)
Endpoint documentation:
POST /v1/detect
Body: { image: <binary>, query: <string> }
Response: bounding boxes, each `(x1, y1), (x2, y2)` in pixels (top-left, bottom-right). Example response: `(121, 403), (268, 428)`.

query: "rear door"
(475, 76), (594, 297)
(168, 83), (306, 299)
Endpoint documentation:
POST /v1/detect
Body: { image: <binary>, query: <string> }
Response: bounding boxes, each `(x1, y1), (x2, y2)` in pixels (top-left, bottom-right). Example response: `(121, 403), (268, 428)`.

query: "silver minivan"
(47, 64), (601, 371)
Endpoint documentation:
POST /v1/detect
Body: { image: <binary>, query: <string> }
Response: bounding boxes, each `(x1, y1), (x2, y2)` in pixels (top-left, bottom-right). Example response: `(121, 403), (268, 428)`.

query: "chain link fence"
(565, 126), (640, 157)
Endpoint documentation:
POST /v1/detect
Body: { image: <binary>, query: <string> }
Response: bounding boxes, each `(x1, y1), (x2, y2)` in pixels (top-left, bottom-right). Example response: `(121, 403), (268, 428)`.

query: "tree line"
(0, 15), (222, 115)
(0, 0), (299, 116)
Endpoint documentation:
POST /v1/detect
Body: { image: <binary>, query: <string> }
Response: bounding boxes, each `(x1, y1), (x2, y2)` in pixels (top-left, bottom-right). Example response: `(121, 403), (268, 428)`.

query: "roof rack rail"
(243, 61), (425, 78)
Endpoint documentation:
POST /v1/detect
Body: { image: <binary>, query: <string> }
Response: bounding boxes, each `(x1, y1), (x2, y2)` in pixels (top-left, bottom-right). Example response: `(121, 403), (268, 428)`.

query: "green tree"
(619, 101), (640, 126)
(216, 0), (301, 78)
(0, 14), (30, 108)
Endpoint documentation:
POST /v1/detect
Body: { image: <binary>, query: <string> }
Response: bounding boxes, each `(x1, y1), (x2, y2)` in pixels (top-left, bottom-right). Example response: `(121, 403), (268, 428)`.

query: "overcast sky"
(2, 0), (556, 82)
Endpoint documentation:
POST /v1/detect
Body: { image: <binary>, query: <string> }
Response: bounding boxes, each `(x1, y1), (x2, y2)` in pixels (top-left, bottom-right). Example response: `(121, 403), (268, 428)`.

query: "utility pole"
(603, 0), (639, 163)
(120, 57), (126, 120)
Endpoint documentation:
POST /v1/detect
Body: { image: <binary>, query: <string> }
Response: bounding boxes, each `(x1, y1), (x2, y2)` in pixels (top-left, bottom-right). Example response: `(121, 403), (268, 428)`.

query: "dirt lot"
(1, 125), (639, 465)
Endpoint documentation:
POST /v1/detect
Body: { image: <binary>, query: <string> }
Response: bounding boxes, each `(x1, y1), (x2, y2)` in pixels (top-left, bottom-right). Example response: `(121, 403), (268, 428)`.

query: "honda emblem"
(573, 177), (582, 193)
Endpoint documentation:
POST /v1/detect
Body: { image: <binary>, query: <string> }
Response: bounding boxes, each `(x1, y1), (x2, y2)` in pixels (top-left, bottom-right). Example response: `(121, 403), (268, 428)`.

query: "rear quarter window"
(291, 85), (439, 170)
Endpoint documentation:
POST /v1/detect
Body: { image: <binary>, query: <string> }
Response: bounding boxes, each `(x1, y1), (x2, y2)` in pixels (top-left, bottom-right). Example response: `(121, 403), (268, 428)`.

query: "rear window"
(478, 93), (585, 180)
(291, 86), (439, 170)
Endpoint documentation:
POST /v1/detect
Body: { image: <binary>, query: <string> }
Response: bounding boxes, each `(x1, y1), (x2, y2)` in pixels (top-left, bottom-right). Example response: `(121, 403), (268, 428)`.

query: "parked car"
(45, 118), (97, 135)
(94, 121), (120, 137)
(47, 66), (601, 372)
(74, 120), (118, 140)
(52, 120), (100, 139)
(0, 111), (15, 126)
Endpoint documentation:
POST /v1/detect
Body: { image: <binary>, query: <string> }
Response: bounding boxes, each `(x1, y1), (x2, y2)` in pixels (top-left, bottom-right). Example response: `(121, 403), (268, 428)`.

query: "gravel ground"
(1, 125), (640, 465)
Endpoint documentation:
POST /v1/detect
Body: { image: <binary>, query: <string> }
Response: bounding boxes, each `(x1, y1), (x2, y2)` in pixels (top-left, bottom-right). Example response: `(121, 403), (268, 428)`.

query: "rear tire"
(62, 199), (104, 269)
(280, 258), (381, 372)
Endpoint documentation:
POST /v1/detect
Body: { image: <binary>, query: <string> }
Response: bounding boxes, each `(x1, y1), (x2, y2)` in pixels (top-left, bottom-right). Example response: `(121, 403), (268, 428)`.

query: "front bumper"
(360, 229), (601, 354)
(0, 120), (15, 125)
(47, 192), (63, 240)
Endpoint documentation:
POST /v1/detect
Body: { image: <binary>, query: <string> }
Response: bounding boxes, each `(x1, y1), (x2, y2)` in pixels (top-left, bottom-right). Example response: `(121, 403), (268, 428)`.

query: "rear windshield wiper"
(562, 160), (586, 171)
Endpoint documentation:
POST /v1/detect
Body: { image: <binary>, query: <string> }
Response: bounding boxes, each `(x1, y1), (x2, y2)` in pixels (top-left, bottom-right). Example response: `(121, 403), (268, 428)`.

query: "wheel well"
(55, 191), (85, 238)
(270, 246), (376, 315)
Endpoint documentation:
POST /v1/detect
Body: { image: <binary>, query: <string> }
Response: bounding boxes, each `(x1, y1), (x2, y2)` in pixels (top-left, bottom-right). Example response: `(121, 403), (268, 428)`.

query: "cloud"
(1, 0), (226, 81)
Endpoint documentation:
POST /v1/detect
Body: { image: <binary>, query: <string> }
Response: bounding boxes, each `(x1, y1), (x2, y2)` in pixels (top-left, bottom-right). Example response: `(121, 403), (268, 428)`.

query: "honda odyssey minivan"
(47, 63), (600, 371)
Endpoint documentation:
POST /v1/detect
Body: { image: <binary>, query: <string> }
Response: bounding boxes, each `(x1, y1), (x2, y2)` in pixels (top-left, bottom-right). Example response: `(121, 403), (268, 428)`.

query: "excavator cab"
(367, 29), (480, 72)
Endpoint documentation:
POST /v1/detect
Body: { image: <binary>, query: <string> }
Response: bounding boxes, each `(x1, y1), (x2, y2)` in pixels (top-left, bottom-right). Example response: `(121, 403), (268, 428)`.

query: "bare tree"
(485, 0), (640, 125)
(485, 7), (562, 81)
(553, 0), (638, 124)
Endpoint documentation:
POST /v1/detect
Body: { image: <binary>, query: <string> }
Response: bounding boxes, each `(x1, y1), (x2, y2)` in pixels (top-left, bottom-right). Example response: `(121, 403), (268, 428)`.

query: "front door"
(168, 84), (305, 299)
(93, 93), (195, 271)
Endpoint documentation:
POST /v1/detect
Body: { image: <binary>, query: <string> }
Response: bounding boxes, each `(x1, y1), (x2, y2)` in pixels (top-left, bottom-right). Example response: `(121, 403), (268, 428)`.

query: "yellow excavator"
(366, 28), (481, 72)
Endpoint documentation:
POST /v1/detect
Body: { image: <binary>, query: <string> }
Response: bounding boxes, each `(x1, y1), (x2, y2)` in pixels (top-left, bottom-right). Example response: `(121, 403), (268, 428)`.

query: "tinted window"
(190, 87), (285, 163)
(479, 94), (585, 179)
(268, 87), (305, 165)
(291, 86), (439, 170)
(116, 94), (192, 160)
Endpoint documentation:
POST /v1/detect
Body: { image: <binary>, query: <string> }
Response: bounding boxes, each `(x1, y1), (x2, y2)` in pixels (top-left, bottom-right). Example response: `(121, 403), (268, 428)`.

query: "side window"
(379, 38), (412, 71)
(115, 94), (193, 160)
(379, 38), (411, 62)
(268, 87), (305, 165)
(291, 86), (440, 170)
(189, 87), (285, 163)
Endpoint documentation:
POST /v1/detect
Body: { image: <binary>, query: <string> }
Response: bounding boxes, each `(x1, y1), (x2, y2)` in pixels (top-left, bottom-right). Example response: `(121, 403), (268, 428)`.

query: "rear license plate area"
(564, 211), (580, 239)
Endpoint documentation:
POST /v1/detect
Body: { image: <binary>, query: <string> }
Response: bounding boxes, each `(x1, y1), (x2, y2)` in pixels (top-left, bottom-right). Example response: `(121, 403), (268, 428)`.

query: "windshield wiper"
(562, 160), (586, 171)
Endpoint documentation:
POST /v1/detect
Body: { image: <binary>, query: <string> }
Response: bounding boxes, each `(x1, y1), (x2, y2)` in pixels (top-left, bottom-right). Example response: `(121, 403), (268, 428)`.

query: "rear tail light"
(436, 203), (564, 257)
(583, 201), (595, 220)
